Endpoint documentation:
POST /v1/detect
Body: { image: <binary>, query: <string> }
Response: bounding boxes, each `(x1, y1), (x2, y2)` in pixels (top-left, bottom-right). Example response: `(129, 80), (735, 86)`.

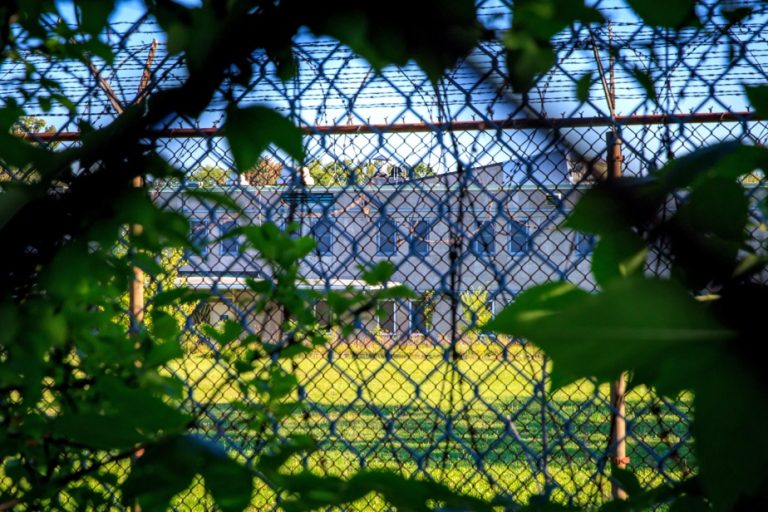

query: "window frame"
(377, 217), (399, 256)
(187, 217), (210, 259)
(409, 216), (431, 257)
(218, 218), (240, 256)
(408, 298), (433, 335)
(472, 219), (496, 256)
(310, 216), (334, 256)
(377, 300), (396, 334)
(574, 232), (595, 256)
(508, 216), (531, 255)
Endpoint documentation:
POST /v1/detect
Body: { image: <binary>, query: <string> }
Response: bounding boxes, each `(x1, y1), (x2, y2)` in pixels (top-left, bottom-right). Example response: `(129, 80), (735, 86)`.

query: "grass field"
(164, 345), (695, 511)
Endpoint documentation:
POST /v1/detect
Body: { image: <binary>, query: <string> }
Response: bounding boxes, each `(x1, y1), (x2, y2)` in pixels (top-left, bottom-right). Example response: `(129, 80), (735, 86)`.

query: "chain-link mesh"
(3, 0), (768, 509)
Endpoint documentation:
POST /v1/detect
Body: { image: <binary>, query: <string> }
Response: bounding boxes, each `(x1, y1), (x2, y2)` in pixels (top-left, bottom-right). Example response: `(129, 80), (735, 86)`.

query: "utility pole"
(592, 22), (628, 500)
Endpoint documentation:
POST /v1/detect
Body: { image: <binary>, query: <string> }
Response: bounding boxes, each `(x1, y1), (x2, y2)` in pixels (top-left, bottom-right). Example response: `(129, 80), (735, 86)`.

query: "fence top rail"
(18, 111), (763, 142)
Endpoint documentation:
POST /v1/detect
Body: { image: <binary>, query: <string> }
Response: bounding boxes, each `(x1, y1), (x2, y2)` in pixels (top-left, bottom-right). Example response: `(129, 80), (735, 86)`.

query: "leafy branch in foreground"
(0, 1), (486, 510)
(486, 136), (768, 510)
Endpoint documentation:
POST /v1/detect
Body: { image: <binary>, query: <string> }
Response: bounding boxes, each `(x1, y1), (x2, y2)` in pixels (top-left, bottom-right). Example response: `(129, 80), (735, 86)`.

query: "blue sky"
(10, 0), (768, 179)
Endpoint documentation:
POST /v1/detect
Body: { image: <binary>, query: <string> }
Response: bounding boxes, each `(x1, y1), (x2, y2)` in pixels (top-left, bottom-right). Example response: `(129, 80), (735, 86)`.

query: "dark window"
(409, 300), (432, 334)
(311, 218), (333, 255)
(378, 218), (398, 255)
(509, 218), (530, 254)
(575, 233), (595, 256)
(379, 300), (395, 333)
(410, 218), (430, 256)
(480, 298), (496, 336)
(314, 300), (332, 330)
(219, 220), (239, 256)
(188, 219), (209, 258)
(473, 220), (495, 255)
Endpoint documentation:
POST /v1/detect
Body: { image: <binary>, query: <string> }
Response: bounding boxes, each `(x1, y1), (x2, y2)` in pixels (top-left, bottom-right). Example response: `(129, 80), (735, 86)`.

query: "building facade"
(159, 151), (599, 343)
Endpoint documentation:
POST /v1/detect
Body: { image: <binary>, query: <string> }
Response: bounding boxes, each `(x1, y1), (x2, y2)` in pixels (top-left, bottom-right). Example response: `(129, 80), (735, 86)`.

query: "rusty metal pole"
(85, 40), (156, 331)
(604, 21), (629, 500)
(606, 131), (623, 181)
(609, 372), (628, 476)
(606, 131), (628, 499)
(129, 180), (145, 328)
(128, 41), (156, 332)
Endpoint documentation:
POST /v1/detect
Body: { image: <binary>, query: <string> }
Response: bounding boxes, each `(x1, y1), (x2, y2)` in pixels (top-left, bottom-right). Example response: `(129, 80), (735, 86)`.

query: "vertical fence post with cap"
(606, 129), (629, 500)
(594, 21), (630, 500)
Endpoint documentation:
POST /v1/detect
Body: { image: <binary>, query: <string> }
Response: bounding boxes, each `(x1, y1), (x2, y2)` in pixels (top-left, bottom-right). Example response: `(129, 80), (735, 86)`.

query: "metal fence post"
(606, 130), (628, 499)
(609, 373), (629, 498)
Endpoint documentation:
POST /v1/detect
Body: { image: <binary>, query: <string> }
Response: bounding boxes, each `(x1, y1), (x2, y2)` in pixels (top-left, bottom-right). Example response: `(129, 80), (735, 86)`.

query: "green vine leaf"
(123, 435), (253, 512)
(626, 0), (698, 28)
(485, 278), (732, 393)
(576, 72), (593, 103)
(225, 105), (304, 172)
(745, 85), (768, 117)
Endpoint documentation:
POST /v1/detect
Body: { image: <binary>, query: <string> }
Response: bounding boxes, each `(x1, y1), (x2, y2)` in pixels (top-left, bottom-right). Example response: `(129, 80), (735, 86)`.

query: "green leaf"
(564, 179), (664, 235)
(201, 319), (241, 346)
(77, 0), (115, 34)
(97, 378), (190, 434)
(361, 261), (396, 285)
(266, 366), (298, 400)
(658, 142), (768, 190)
(145, 339), (184, 368)
(485, 279), (732, 392)
(591, 231), (648, 287)
(745, 85), (768, 118)
(626, 0), (697, 28)
(694, 355), (768, 510)
(152, 287), (210, 307)
(514, 494), (580, 511)
(670, 178), (749, 288)
(576, 72), (593, 103)
(257, 435), (316, 477)
(611, 466), (642, 498)
(150, 310), (181, 342)
(124, 434), (253, 511)
(503, 0), (603, 91)
(130, 253), (164, 277)
(197, 439), (254, 512)
(631, 67), (656, 102)
(682, 178), (748, 241)
(225, 105), (304, 172)
(667, 495), (710, 512)
(485, 282), (590, 334)
(123, 436), (201, 510)
(504, 38), (557, 92)
(348, 471), (492, 512)
(301, 0), (481, 84)
(53, 413), (149, 450)
(722, 7), (754, 26)
(0, 301), (19, 345)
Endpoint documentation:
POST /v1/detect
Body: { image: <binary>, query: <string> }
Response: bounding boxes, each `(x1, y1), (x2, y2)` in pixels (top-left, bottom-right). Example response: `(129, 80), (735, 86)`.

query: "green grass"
(164, 346), (695, 510)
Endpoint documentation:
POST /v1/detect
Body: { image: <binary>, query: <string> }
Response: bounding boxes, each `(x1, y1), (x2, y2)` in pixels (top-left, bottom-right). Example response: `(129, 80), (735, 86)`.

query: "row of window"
(189, 219), (239, 257)
(187, 217), (594, 258)
(378, 218), (533, 256)
(313, 298), (499, 335)
(314, 299), (429, 334)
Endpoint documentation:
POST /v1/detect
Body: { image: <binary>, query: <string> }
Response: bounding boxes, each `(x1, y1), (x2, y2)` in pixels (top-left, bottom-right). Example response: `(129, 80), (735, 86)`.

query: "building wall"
(159, 157), (600, 341)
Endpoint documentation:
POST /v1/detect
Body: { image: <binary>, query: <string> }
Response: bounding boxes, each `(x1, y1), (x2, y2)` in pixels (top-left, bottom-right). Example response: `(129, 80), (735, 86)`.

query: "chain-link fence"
(3, 1), (768, 509)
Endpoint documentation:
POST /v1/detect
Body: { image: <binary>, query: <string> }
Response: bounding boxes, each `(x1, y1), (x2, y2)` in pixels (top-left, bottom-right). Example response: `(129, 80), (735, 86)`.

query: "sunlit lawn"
(163, 346), (695, 510)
